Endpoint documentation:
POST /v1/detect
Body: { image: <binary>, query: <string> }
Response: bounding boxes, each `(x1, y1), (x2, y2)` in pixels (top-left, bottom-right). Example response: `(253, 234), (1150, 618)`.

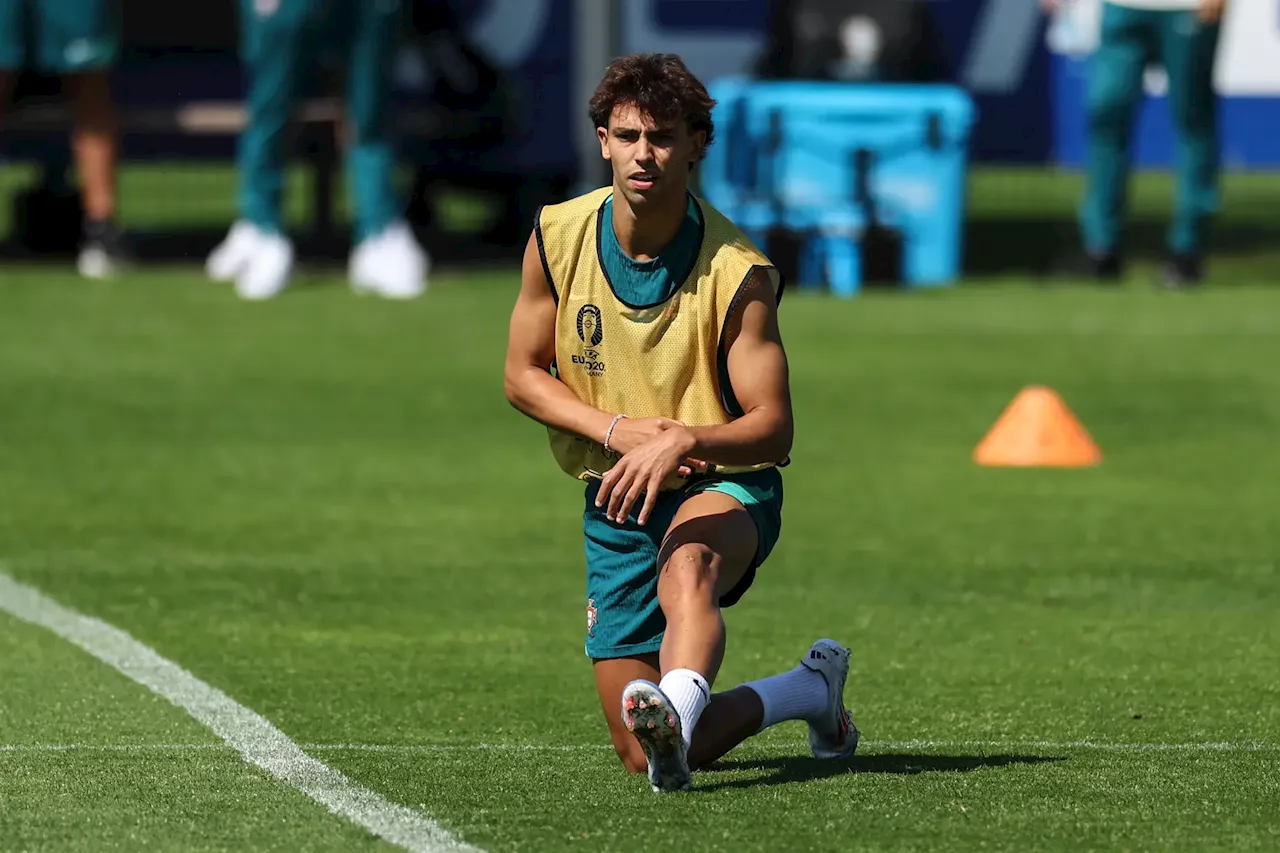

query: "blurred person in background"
(0, 0), (127, 278)
(206, 0), (428, 301)
(1046, 0), (1227, 287)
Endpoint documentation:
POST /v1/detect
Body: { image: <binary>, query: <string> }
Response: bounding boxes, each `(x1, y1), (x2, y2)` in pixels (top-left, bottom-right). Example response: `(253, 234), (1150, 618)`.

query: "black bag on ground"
(754, 0), (950, 83)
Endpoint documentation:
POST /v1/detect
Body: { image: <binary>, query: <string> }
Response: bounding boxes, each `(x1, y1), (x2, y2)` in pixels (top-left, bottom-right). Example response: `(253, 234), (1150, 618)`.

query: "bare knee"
(614, 742), (648, 774)
(659, 543), (720, 608)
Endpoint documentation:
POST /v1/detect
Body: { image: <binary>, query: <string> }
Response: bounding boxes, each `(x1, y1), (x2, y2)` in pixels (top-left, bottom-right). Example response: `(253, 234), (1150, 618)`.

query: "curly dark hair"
(588, 53), (717, 161)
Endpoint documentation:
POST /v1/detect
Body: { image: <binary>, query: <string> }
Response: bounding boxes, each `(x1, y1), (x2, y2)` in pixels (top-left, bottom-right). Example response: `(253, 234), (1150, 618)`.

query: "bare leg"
(65, 72), (117, 221)
(597, 492), (844, 779)
(593, 655), (661, 773)
(687, 686), (764, 768)
(593, 655), (763, 773)
(655, 491), (757, 684)
(593, 491), (762, 776)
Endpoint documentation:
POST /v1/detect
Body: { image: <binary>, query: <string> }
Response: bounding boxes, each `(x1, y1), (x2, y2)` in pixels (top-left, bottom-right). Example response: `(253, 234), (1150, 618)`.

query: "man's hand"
(603, 417), (680, 455)
(596, 425), (698, 526)
(1198, 0), (1225, 23)
(605, 416), (707, 462)
(605, 416), (710, 477)
(1041, 0), (1062, 12)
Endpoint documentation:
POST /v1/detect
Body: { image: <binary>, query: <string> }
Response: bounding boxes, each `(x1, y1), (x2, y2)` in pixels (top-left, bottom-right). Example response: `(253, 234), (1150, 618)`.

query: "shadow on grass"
(694, 752), (1064, 792)
(961, 218), (1280, 278)
(764, 215), (1280, 290)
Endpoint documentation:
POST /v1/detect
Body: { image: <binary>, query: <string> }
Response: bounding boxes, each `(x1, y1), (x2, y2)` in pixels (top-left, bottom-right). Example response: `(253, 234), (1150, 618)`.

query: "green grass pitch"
(0, 169), (1278, 852)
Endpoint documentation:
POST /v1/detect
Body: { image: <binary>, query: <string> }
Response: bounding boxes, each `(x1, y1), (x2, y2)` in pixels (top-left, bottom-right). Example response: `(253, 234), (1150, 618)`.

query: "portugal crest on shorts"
(586, 598), (598, 637)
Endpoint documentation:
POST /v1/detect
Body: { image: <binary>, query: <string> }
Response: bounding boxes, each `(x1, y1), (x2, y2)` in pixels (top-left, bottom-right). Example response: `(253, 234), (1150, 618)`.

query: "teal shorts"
(0, 0), (119, 73)
(582, 467), (783, 660)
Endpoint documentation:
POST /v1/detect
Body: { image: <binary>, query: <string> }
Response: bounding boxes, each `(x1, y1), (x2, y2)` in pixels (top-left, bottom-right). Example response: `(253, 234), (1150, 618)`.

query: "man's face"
(598, 102), (705, 209)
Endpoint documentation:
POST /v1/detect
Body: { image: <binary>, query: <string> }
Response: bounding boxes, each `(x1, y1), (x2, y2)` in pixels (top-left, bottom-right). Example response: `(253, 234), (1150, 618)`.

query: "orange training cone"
(973, 386), (1102, 467)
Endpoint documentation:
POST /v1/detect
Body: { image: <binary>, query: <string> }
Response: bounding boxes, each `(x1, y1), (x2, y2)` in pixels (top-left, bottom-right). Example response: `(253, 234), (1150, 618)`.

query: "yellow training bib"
(535, 187), (783, 486)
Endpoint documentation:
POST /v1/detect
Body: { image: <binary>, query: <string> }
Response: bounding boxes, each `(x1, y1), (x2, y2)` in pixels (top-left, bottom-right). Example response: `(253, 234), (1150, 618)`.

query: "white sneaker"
(621, 680), (692, 793)
(234, 231), (294, 301)
(77, 220), (129, 280)
(77, 244), (119, 280)
(206, 220), (264, 282)
(799, 639), (859, 759)
(349, 221), (429, 299)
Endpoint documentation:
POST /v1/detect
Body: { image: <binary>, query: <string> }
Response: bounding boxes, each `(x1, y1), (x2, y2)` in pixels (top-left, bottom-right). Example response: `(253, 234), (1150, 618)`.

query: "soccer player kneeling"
(503, 53), (859, 793)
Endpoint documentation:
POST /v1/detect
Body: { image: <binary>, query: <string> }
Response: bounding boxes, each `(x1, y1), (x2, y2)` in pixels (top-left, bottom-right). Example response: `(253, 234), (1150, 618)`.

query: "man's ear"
(689, 129), (707, 163)
(597, 126), (611, 160)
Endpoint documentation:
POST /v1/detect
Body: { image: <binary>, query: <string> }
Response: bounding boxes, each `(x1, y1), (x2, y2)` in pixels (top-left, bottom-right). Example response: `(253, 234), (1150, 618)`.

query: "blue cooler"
(701, 79), (976, 296)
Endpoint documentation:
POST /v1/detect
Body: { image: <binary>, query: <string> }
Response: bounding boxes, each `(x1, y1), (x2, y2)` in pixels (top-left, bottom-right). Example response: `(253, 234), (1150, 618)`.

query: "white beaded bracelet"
(603, 414), (627, 452)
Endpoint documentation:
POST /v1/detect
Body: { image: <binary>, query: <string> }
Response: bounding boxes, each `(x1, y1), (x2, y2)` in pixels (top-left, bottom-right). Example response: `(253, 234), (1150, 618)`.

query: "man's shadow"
(694, 752), (1064, 792)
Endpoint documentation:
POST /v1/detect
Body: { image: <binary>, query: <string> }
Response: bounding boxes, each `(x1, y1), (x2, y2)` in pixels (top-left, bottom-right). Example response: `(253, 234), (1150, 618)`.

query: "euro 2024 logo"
(573, 305), (606, 377)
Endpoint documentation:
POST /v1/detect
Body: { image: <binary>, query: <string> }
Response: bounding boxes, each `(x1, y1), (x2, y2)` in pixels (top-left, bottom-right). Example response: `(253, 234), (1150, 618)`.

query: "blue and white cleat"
(621, 679), (692, 793)
(800, 639), (860, 759)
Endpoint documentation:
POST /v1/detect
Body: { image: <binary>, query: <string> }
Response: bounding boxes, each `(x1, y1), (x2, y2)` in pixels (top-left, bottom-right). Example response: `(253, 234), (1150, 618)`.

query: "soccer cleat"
(1083, 251), (1123, 282)
(799, 638), (859, 759)
(621, 679), (691, 793)
(1157, 253), (1203, 289)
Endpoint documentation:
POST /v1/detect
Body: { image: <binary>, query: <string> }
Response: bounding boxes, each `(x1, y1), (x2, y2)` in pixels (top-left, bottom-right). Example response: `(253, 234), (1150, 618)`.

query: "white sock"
(658, 669), (711, 751)
(743, 665), (829, 731)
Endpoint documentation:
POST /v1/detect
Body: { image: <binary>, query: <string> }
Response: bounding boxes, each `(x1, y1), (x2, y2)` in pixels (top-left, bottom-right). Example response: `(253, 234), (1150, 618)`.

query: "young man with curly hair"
(503, 53), (859, 793)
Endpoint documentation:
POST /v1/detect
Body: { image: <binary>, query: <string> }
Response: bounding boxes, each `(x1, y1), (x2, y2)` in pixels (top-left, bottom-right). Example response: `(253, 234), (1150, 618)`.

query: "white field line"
(0, 571), (479, 853)
(2, 740), (1277, 754)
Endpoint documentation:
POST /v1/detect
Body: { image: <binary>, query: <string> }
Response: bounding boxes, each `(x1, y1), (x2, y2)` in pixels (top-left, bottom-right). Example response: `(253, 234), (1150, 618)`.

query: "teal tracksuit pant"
(1081, 2), (1221, 257)
(0, 0), (119, 72)
(236, 0), (402, 242)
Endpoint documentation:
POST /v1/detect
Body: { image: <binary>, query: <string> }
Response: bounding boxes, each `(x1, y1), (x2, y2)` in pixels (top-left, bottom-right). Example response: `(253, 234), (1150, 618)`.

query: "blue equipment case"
(700, 78), (976, 296)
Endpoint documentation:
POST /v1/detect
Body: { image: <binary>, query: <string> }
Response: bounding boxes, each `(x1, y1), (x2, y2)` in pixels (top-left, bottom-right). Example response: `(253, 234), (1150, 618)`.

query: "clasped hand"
(596, 417), (708, 526)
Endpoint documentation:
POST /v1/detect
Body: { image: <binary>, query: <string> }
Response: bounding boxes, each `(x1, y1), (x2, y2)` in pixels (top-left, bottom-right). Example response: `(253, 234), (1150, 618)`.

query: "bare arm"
(502, 231), (690, 455)
(503, 231), (616, 443)
(594, 268), (793, 525)
(687, 268), (794, 466)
